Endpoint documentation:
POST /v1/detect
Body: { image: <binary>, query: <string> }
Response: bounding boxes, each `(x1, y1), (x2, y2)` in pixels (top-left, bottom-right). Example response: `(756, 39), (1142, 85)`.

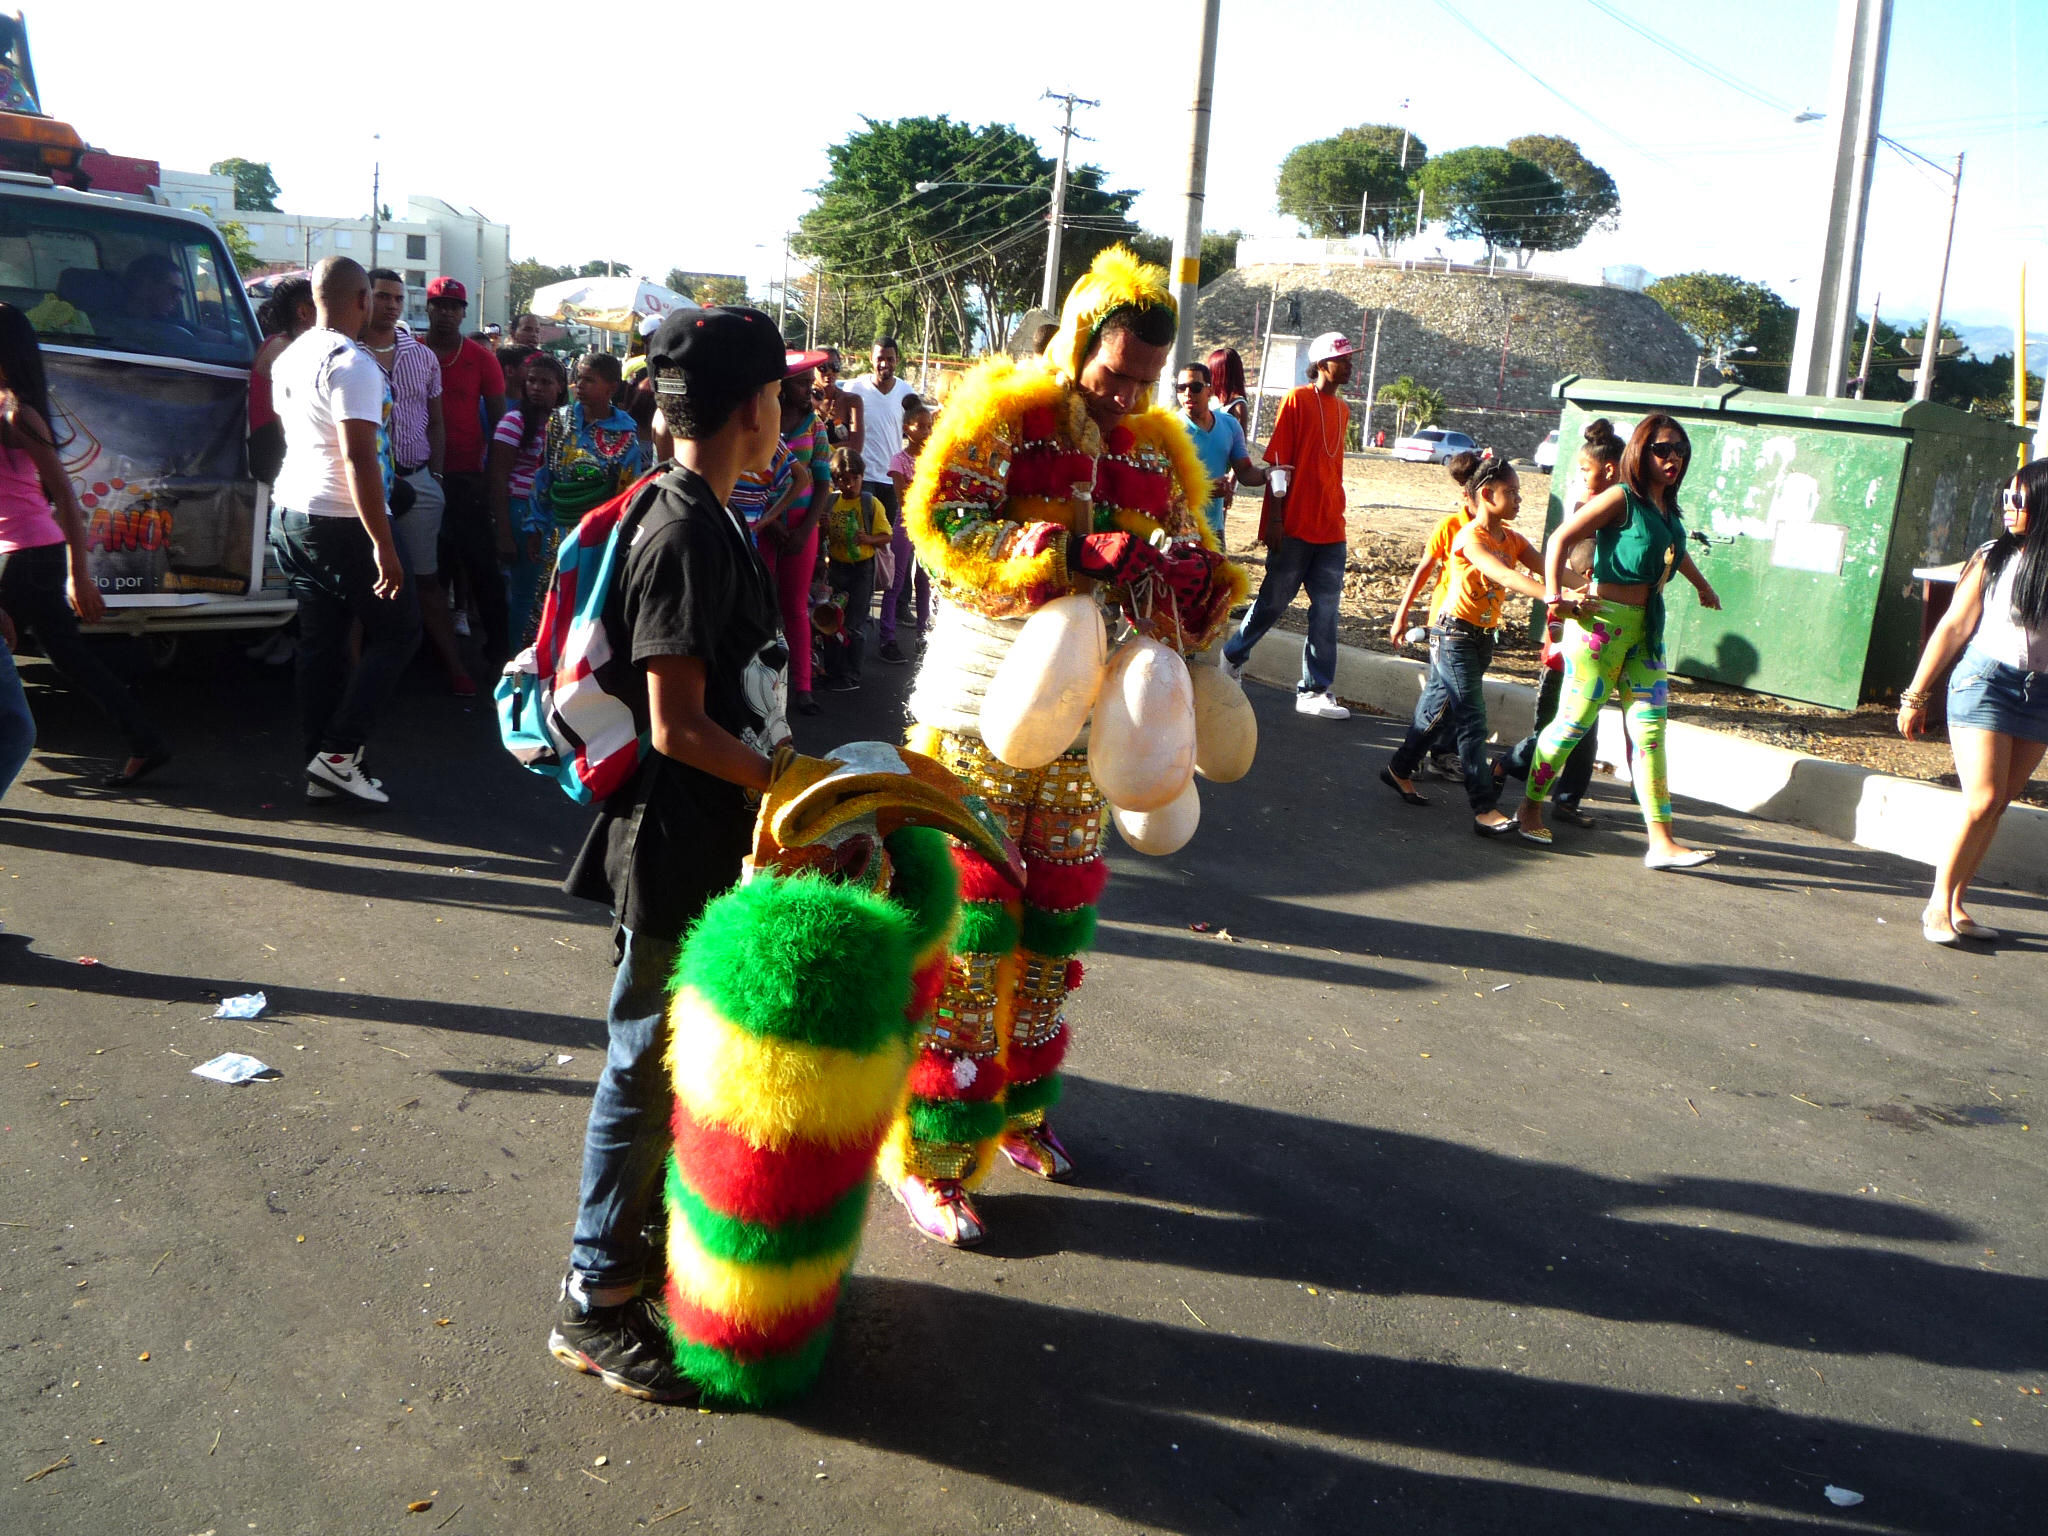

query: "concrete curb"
(1243, 629), (2048, 895)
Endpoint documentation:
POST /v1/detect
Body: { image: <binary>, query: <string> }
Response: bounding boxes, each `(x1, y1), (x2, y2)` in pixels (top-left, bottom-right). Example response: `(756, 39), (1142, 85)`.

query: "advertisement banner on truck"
(48, 351), (257, 598)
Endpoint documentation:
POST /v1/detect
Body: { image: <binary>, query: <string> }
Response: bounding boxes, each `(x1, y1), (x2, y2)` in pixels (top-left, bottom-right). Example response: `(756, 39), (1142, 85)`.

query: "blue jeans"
(1389, 624), (1499, 812)
(569, 927), (681, 1301)
(1222, 536), (1346, 694)
(0, 639), (33, 796)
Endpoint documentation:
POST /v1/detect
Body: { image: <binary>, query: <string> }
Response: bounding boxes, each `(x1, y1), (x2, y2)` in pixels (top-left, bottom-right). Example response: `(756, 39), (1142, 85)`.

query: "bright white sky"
(37, 0), (2045, 332)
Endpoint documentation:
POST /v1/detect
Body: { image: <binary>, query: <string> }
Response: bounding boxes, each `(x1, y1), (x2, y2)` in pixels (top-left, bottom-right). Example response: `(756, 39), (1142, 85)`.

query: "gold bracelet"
(1899, 688), (1931, 708)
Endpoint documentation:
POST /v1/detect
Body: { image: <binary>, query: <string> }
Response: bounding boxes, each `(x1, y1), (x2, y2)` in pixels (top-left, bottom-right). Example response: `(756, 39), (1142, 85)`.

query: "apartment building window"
(405, 234), (427, 260)
(243, 224), (266, 243)
(377, 233), (395, 251)
(334, 230), (354, 249)
(405, 270), (426, 289)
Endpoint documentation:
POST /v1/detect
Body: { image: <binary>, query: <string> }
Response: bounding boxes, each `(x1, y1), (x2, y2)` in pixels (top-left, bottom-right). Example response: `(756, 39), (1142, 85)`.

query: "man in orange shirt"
(1220, 332), (1357, 719)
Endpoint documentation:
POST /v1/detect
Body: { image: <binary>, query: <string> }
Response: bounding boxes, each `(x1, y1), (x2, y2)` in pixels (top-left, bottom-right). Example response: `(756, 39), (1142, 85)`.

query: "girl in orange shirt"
(1381, 450), (1547, 834)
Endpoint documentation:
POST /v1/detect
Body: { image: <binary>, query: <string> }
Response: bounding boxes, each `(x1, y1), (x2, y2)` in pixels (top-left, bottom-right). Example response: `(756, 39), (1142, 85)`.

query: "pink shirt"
(0, 443), (63, 553)
(492, 409), (546, 500)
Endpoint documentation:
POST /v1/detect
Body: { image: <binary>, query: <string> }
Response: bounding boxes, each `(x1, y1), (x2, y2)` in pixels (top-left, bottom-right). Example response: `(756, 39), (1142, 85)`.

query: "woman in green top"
(1517, 413), (1722, 868)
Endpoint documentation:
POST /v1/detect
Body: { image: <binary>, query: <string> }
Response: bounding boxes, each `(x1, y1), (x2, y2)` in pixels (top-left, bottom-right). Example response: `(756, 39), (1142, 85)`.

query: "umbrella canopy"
(528, 275), (697, 334)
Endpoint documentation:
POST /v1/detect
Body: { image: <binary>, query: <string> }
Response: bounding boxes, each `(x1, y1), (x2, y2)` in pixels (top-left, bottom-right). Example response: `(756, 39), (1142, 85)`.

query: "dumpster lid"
(1551, 375), (2025, 441)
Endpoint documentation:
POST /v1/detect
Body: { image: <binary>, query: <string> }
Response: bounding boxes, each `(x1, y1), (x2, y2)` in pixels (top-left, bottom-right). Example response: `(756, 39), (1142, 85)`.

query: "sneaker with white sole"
(1427, 752), (1464, 782)
(1295, 690), (1350, 720)
(306, 749), (389, 805)
(306, 769), (382, 803)
(1219, 655), (1245, 683)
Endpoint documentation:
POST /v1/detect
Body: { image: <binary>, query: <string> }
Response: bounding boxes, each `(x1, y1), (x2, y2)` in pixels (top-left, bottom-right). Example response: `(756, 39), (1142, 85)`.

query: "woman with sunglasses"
(1897, 459), (2048, 944)
(1517, 413), (1721, 867)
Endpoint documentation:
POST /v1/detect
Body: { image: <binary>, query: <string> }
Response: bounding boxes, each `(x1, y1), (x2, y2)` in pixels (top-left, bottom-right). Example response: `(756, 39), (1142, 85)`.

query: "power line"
(1579, 0), (1793, 115)
(1427, 0), (1672, 169)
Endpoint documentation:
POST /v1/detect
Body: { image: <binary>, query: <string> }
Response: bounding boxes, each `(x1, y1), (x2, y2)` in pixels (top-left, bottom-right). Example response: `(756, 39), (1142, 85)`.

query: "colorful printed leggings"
(884, 728), (1107, 1186)
(1525, 599), (1672, 825)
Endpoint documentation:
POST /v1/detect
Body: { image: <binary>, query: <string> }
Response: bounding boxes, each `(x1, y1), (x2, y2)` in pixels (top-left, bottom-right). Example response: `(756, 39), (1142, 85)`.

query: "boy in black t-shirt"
(549, 307), (799, 1405)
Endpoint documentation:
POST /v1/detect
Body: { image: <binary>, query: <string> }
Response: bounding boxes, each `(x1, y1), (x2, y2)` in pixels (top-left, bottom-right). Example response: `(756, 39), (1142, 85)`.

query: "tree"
(508, 259), (576, 322)
(1377, 375), (1445, 437)
(1275, 125), (1429, 252)
(1131, 228), (1242, 288)
(1415, 147), (1565, 265)
(1645, 272), (1789, 375)
(209, 157), (280, 213)
(687, 274), (749, 307)
(793, 115), (1141, 354)
(577, 259), (631, 277)
(213, 217), (260, 277)
(1504, 134), (1619, 252)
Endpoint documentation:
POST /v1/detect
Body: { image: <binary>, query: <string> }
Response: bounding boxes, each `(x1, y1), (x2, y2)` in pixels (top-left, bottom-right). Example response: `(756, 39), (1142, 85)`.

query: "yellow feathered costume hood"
(1042, 244), (1177, 412)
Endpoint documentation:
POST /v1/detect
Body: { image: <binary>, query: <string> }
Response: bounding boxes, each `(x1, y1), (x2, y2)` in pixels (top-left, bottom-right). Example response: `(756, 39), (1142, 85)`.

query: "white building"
(154, 170), (511, 327)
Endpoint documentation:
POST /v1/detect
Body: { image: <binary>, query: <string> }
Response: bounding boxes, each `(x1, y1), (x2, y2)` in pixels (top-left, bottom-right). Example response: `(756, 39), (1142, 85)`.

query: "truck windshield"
(0, 198), (256, 367)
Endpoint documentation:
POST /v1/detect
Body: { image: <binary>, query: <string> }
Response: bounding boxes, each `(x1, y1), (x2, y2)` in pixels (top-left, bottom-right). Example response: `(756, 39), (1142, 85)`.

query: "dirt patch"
(1221, 452), (2048, 807)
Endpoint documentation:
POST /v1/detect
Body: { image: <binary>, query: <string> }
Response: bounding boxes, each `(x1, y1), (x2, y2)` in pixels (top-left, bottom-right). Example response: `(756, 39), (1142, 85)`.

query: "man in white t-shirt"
(270, 256), (422, 806)
(845, 336), (918, 659)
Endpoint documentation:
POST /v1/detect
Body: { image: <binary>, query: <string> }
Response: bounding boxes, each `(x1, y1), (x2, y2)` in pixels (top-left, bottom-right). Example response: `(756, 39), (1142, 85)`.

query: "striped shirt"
(383, 329), (442, 470)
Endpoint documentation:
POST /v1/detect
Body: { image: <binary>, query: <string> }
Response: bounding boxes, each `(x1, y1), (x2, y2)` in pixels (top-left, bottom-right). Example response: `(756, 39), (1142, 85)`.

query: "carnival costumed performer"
(659, 741), (1024, 1404)
(886, 244), (1253, 1246)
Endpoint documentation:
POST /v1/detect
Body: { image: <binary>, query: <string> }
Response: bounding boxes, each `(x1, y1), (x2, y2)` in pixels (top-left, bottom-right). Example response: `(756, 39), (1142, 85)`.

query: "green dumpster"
(1539, 378), (2031, 709)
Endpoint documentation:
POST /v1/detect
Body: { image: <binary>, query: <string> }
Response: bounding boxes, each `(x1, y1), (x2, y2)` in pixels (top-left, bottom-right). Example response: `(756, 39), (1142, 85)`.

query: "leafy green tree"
(209, 158), (280, 213)
(507, 259), (576, 322)
(1377, 375), (1444, 437)
(1275, 125), (1428, 251)
(1415, 147), (1565, 265)
(1645, 271), (1789, 371)
(216, 219), (260, 277)
(686, 274), (749, 307)
(793, 115), (1140, 354)
(577, 259), (631, 278)
(1504, 134), (1618, 252)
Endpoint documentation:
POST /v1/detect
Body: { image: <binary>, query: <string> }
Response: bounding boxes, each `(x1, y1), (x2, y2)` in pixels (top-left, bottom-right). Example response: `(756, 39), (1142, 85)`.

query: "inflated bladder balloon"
(981, 596), (1107, 769)
(1190, 663), (1258, 783)
(1088, 635), (1195, 812)
(1111, 776), (1201, 855)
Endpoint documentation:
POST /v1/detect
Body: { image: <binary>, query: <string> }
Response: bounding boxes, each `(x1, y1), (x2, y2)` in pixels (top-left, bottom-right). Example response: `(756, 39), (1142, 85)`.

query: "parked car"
(1390, 428), (1475, 464)
(1533, 429), (1561, 470)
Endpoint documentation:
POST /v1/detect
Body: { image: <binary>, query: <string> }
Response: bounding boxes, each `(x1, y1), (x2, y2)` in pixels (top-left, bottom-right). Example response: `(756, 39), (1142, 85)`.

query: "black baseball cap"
(649, 306), (789, 398)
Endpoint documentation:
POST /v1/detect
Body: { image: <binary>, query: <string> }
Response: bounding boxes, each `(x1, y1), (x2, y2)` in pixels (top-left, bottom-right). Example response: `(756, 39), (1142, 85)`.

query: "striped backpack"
(495, 469), (663, 805)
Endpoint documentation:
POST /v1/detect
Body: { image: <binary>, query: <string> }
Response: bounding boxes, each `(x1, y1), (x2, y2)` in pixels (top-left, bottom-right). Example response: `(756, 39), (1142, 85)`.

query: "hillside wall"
(1195, 263), (1699, 457)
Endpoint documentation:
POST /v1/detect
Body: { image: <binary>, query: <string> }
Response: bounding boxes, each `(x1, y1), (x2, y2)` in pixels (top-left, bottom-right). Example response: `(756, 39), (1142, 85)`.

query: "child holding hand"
(822, 446), (892, 691)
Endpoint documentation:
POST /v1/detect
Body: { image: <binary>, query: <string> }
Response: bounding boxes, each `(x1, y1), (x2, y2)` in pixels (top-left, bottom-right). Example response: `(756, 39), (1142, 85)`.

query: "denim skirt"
(1947, 648), (2048, 744)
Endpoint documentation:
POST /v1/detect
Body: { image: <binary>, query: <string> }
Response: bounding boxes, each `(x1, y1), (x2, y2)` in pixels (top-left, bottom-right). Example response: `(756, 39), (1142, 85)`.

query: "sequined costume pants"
(885, 727), (1108, 1185)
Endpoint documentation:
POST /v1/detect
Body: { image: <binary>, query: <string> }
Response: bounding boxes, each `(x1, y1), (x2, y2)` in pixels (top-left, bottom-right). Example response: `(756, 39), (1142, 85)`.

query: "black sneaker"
(823, 676), (861, 692)
(877, 641), (909, 665)
(548, 1288), (699, 1405)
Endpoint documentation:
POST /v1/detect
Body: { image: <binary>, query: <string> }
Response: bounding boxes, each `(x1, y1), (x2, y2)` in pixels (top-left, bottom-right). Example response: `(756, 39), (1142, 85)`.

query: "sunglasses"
(1176, 380), (1207, 392)
(1648, 440), (1689, 461)
(2005, 486), (2029, 513)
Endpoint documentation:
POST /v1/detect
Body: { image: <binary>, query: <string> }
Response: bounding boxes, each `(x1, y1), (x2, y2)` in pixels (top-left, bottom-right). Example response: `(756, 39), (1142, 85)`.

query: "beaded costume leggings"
(1526, 599), (1672, 825)
(882, 727), (1108, 1186)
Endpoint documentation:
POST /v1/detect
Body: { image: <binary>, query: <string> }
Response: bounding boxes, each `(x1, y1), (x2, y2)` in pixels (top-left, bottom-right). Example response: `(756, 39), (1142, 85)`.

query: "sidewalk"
(1244, 629), (2048, 894)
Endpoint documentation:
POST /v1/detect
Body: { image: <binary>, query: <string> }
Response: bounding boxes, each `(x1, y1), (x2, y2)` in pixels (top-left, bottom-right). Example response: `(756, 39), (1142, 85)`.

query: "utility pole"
(811, 264), (824, 347)
(1853, 291), (1880, 398)
(778, 236), (791, 333)
(1912, 152), (1964, 403)
(1169, 0), (1221, 375)
(1040, 90), (1098, 314)
(1361, 307), (1386, 446)
(369, 142), (381, 263)
(1789, 0), (1892, 396)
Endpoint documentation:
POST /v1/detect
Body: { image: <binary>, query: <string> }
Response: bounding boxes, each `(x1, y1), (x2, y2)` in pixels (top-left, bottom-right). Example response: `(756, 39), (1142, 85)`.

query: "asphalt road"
(2, 630), (2044, 1534)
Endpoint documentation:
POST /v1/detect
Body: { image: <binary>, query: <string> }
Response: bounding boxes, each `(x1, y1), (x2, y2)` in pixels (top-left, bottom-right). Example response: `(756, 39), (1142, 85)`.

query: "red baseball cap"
(426, 277), (468, 304)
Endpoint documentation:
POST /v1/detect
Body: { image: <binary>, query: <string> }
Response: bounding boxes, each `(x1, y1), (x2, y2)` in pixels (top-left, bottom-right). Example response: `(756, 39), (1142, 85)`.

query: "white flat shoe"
(1923, 916), (1963, 947)
(1952, 916), (2002, 941)
(1644, 848), (1715, 871)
